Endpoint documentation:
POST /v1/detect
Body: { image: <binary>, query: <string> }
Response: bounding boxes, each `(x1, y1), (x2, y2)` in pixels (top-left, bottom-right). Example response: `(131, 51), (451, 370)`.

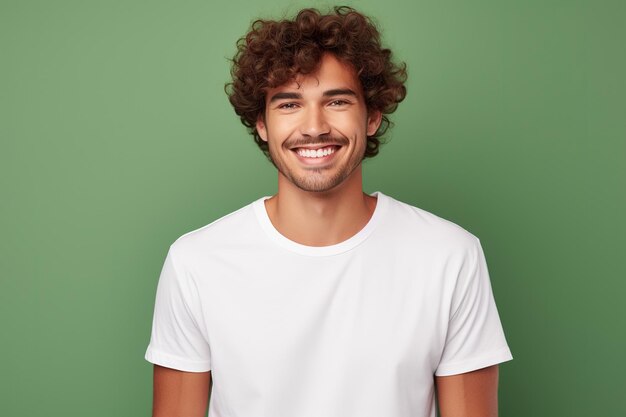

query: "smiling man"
(145, 7), (512, 417)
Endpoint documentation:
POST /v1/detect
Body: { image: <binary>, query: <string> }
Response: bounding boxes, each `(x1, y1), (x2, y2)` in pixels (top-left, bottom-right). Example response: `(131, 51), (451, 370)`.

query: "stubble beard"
(268, 138), (364, 193)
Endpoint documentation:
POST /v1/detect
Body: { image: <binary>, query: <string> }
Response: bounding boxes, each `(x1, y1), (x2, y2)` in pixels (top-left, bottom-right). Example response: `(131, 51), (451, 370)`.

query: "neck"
(264, 166), (377, 246)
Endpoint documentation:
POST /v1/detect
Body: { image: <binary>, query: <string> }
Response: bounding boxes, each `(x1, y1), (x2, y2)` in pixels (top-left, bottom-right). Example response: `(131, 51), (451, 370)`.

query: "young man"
(145, 7), (512, 417)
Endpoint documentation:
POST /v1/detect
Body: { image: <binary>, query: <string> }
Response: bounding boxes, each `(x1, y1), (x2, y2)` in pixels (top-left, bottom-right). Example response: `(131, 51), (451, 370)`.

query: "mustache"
(285, 135), (349, 149)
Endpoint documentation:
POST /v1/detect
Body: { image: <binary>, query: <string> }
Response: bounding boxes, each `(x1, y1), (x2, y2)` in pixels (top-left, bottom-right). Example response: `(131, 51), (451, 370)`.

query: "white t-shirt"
(145, 192), (512, 417)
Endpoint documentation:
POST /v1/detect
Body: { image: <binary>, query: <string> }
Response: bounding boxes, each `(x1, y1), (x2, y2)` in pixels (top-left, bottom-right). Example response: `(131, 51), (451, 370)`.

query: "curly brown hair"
(226, 6), (407, 159)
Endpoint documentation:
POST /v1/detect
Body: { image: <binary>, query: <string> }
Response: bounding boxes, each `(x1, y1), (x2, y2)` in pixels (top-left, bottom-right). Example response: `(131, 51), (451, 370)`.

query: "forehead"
(268, 54), (362, 95)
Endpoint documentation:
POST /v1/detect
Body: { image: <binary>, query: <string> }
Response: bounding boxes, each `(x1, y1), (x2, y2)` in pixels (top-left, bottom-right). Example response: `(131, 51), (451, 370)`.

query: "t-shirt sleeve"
(435, 237), (513, 376)
(144, 248), (212, 372)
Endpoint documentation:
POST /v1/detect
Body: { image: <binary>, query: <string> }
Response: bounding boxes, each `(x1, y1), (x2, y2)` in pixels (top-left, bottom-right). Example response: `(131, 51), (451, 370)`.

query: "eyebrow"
(268, 88), (358, 103)
(269, 92), (302, 103)
(322, 88), (357, 98)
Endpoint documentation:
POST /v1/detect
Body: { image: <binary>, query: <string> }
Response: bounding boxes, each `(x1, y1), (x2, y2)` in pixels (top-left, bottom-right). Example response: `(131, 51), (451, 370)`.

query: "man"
(145, 6), (512, 417)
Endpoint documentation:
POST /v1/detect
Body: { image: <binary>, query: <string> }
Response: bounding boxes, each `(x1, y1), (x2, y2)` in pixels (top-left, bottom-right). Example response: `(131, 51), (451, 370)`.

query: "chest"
(197, 253), (449, 380)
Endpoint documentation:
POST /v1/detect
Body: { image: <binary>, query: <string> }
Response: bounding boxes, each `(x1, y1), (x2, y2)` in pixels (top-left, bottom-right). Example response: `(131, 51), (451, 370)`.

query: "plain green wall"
(1, 0), (624, 415)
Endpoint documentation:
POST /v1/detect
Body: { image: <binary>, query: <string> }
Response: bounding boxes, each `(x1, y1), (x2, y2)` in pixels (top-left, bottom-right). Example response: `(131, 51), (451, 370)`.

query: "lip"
(288, 143), (343, 151)
(291, 145), (341, 165)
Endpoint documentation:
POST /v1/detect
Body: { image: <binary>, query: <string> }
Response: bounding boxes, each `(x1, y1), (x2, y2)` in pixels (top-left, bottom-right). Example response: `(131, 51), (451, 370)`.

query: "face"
(256, 53), (382, 193)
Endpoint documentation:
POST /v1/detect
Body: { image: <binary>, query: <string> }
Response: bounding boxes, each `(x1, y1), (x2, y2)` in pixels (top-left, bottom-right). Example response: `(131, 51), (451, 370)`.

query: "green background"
(1, 0), (624, 415)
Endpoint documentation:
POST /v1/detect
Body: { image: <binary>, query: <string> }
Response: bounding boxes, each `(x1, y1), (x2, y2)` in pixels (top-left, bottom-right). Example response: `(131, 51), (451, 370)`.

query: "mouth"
(294, 145), (339, 158)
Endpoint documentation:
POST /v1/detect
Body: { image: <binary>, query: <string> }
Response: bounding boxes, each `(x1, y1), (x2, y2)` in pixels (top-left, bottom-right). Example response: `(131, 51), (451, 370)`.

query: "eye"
(329, 99), (349, 107)
(277, 102), (299, 110)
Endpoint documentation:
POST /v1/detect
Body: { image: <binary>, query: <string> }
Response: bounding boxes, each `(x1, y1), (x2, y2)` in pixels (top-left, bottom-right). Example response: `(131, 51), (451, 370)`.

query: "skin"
(152, 365), (211, 417)
(152, 53), (500, 416)
(436, 365), (500, 417)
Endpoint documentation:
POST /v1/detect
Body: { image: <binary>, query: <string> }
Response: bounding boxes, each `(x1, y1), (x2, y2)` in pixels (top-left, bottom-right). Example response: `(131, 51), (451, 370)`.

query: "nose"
(299, 106), (330, 138)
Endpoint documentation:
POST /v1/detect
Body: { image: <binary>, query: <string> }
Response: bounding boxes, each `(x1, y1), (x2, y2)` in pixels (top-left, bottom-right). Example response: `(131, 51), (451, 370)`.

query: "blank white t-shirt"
(145, 192), (512, 417)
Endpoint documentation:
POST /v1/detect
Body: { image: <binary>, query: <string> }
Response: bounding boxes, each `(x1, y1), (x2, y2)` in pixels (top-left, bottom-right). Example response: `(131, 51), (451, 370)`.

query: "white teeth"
(297, 146), (336, 158)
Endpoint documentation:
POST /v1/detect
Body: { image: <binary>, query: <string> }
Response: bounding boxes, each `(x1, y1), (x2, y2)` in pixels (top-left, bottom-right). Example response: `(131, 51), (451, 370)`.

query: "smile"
(294, 145), (338, 158)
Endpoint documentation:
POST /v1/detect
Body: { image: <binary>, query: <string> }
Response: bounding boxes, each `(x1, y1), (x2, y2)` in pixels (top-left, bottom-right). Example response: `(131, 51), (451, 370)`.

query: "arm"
(152, 365), (212, 417)
(435, 365), (499, 417)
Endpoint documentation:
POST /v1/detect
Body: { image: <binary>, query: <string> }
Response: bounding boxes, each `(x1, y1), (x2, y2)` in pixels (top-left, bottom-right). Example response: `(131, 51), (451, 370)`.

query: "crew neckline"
(253, 191), (387, 257)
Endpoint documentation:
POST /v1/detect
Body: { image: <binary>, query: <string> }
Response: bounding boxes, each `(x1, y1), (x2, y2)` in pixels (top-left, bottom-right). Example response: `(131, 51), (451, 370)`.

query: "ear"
(366, 110), (383, 136)
(256, 115), (268, 142)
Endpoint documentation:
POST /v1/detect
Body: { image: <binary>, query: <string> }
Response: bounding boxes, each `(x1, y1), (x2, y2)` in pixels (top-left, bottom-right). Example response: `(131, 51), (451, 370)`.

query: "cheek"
(266, 115), (298, 138)
(330, 113), (366, 133)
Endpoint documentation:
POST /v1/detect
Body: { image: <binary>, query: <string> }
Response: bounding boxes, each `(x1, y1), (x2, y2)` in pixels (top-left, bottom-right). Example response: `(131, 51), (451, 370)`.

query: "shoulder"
(378, 192), (480, 254)
(167, 197), (264, 262)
